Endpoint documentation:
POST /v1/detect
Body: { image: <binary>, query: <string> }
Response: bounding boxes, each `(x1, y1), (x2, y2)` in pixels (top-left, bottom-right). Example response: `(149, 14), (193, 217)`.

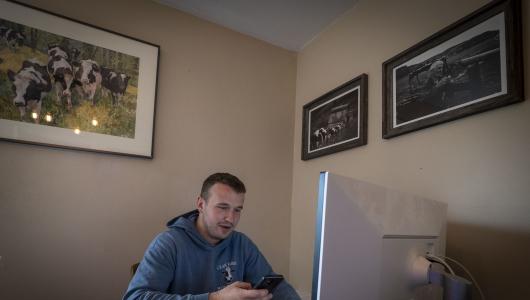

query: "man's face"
(196, 183), (244, 245)
(430, 61), (444, 79)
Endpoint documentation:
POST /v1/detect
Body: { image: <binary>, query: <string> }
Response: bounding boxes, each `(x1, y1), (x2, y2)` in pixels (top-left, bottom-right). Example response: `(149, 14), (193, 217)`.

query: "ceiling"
(155, 0), (359, 52)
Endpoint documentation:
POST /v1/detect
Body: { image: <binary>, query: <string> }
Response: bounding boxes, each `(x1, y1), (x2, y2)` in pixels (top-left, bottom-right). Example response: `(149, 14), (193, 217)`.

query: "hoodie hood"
(166, 209), (199, 228)
(166, 209), (232, 251)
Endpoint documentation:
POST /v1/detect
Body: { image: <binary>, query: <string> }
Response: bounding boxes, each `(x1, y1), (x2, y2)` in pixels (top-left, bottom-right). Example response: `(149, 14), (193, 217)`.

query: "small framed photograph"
(382, 0), (523, 139)
(302, 74), (368, 160)
(0, 1), (159, 157)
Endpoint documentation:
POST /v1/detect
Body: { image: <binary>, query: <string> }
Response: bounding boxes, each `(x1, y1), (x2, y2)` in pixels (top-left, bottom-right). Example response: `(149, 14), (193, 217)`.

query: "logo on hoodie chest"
(216, 261), (237, 284)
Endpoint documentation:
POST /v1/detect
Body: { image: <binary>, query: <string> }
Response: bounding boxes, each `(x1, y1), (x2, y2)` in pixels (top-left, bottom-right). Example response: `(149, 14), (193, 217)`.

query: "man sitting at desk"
(123, 172), (300, 300)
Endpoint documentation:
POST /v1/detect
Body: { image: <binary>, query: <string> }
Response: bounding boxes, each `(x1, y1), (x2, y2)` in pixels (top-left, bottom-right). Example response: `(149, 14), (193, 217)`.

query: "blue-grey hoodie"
(123, 210), (300, 300)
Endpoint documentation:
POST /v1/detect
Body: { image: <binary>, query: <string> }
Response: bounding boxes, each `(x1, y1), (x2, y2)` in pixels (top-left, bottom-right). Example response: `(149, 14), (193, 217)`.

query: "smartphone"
(253, 274), (284, 293)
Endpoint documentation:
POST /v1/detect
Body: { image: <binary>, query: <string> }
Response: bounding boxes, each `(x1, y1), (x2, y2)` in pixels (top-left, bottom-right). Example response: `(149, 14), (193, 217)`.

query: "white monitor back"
(312, 172), (447, 300)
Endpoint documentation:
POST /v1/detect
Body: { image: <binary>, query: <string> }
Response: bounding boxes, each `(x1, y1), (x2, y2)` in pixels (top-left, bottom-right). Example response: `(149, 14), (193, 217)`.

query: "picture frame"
(0, 1), (159, 158)
(382, 0), (523, 139)
(302, 74), (368, 160)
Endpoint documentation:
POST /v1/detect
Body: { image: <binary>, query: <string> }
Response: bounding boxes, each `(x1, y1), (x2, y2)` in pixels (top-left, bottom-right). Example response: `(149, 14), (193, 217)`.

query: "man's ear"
(197, 196), (206, 212)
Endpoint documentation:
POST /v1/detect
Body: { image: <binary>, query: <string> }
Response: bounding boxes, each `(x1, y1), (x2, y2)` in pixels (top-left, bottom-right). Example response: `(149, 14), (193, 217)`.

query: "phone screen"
(253, 275), (284, 293)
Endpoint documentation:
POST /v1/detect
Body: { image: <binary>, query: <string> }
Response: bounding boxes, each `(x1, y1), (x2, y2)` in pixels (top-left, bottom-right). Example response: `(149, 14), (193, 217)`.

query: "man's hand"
(209, 281), (272, 300)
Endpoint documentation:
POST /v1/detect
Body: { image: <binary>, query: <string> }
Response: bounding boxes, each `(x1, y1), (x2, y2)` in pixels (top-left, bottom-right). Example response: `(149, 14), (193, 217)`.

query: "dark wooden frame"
(382, 0), (523, 139)
(0, 0), (160, 158)
(302, 74), (368, 160)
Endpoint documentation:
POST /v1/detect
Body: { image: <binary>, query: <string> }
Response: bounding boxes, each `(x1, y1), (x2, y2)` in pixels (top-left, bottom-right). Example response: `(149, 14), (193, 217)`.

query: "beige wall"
(0, 1), (296, 299)
(290, 0), (530, 298)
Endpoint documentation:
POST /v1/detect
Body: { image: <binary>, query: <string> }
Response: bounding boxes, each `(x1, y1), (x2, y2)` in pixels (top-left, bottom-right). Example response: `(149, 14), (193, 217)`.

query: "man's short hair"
(200, 173), (246, 200)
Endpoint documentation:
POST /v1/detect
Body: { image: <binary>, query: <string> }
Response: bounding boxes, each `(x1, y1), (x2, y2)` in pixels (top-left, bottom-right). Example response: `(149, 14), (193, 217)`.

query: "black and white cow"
(313, 128), (329, 148)
(329, 122), (345, 135)
(47, 45), (75, 109)
(47, 44), (81, 64)
(47, 44), (69, 60)
(101, 67), (130, 105)
(0, 26), (25, 51)
(73, 59), (102, 105)
(7, 60), (52, 123)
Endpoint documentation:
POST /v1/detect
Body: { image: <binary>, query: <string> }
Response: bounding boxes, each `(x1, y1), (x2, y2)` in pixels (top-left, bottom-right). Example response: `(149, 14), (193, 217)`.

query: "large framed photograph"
(382, 0), (523, 139)
(302, 74), (367, 160)
(0, 1), (159, 157)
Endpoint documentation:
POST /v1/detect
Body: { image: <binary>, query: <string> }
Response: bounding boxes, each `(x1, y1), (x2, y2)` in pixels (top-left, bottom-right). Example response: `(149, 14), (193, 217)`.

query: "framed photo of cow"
(382, 0), (523, 139)
(0, 1), (159, 158)
(301, 74), (368, 161)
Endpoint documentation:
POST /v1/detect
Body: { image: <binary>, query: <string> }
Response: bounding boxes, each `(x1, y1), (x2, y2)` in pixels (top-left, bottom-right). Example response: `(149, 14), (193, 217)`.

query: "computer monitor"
(311, 172), (447, 300)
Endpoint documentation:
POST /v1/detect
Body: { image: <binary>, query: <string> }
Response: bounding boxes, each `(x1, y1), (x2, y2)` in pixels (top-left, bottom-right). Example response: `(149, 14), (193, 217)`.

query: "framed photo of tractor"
(382, 0), (523, 139)
(302, 74), (368, 161)
(0, 1), (159, 158)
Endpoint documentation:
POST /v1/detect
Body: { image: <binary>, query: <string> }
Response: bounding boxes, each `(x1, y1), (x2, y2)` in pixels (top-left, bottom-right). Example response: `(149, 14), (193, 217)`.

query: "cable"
(441, 255), (485, 300)
(425, 254), (455, 275)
